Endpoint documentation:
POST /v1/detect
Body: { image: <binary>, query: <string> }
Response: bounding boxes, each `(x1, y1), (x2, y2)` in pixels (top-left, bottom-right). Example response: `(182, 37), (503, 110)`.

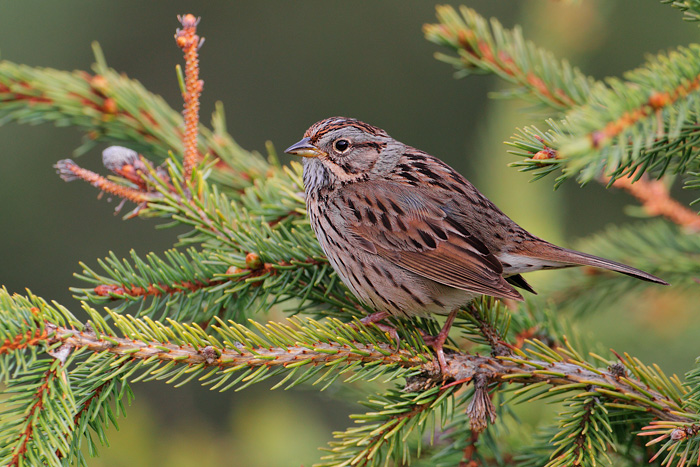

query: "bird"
(284, 117), (668, 372)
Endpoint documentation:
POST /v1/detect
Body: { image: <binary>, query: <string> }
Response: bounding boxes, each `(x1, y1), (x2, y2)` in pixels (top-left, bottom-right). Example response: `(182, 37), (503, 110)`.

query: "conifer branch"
(513, 135), (700, 230)
(548, 396), (615, 467)
(559, 48), (700, 168)
(428, 5), (700, 217)
(319, 386), (459, 467)
(2, 284), (698, 466)
(663, 0), (700, 23)
(424, 5), (602, 112)
(71, 226), (344, 325)
(449, 351), (688, 424)
(605, 173), (700, 231)
(0, 48), (267, 193)
(49, 323), (425, 370)
(0, 326), (49, 354)
(5, 361), (70, 466)
(464, 302), (512, 357)
(92, 279), (223, 299)
(509, 124), (700, 227)
(3, 290), (693, 430)
(509, 50), (700, 188)
(13, 317), (691, 431)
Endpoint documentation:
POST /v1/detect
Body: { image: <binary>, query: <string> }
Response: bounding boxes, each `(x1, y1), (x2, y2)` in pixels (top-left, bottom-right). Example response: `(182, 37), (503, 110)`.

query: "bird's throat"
(302, 157), (332, 194)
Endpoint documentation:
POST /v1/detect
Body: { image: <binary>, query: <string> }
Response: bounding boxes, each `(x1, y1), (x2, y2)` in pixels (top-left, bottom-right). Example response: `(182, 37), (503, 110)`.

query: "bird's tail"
(519, 243), (669, 285)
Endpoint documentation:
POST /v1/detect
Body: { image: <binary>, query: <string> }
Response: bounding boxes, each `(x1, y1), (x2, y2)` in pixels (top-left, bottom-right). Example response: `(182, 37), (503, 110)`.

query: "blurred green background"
(0, 1), (698, 466)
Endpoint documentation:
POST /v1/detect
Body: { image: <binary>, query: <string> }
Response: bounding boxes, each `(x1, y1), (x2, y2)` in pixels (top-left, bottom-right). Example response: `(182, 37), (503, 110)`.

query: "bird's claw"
(349, 311), (401, 351)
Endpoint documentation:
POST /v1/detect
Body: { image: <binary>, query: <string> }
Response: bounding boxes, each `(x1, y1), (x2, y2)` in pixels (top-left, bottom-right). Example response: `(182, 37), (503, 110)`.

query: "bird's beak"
(284, 137), (326, 158)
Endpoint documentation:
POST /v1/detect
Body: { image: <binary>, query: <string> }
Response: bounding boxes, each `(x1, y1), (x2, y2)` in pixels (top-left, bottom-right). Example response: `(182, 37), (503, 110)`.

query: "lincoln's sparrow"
(285, 117), (667, 372)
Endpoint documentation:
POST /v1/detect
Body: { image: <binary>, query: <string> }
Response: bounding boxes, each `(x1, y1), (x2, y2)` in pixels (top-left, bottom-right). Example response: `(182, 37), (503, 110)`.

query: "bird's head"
(285, 117), (400, 189)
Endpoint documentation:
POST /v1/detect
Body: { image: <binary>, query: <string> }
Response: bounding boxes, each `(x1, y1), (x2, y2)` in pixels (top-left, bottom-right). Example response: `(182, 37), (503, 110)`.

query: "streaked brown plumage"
(285, 117), (668, 372)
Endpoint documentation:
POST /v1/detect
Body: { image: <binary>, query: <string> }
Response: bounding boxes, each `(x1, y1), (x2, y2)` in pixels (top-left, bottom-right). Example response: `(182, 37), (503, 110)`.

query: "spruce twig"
(423, 5), (601, 111)
(175, 14), (204, 182)
(605, 172), (700, 231)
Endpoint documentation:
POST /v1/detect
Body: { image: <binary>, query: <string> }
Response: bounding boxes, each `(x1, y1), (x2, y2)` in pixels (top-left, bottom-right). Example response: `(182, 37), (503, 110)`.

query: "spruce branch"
(547, 396), (616, 467)
(508, 118), (700, 196)
(52, 127), (329, 325)
(0, 327), (50, 355)
(424, 5), (603, 112)
(0, 46), (267, 193)
(425, 392), (519, 467)
(63, 156), (356, 325)
(1, 284), (698, 466)
(428, 5), (700, 220)
(3, 289), (693, 428)
(513, 131), (700, 230)
(663, 0), (700, 23)
(557, 45), (700, 179)
(50, 322), (427, 372)
(73, 248), (232, 324)
(463, 301), (512, 357)
(518, 53), (700, 188)
(319, 386), (460, 467)
(0, 358), (74, 467)
(449, 348), (688, 425)
(458, 297), (573, 361)
(605, 172), (700, 231)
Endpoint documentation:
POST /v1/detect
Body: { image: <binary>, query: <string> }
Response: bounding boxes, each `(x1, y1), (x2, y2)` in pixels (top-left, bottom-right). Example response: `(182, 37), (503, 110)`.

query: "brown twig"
(91, 253), (323, 298)
(54, 159), (156, 205)
(0, 328), (49, 354)
(92, 256), (324, 299)
(460, 431), (482, 467)
(606, 173), (700, 231)
(590, 82), (700, 149)
(94, 279), (224, 299)
(175, 14), (204, 182)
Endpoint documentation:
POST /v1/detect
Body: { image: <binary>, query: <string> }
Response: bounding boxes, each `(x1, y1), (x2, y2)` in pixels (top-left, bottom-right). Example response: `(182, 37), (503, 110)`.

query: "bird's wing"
(340, 181), (523, 301)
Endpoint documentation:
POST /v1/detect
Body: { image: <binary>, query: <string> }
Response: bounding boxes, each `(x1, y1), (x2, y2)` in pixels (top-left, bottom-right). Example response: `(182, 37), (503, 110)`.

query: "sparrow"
(285, 117), (667, 371)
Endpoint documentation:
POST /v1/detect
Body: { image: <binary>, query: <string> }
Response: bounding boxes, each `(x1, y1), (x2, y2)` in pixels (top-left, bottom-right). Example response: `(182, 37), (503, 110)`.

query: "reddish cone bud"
(245, 252), (263, 270)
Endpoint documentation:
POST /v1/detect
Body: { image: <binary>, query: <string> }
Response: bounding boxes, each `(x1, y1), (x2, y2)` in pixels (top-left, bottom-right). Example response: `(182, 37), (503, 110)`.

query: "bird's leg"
(422, 308), (459, 374)
(351, 311), (400, 349)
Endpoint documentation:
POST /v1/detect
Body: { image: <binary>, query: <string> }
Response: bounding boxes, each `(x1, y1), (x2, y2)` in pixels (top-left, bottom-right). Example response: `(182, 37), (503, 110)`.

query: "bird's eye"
(334, 139), (350, 153)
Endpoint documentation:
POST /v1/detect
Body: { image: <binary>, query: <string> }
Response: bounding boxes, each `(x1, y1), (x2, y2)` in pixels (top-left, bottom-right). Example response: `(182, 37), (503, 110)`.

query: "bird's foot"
(422, 309), (459, 375)
(352, 311), (400, 350)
